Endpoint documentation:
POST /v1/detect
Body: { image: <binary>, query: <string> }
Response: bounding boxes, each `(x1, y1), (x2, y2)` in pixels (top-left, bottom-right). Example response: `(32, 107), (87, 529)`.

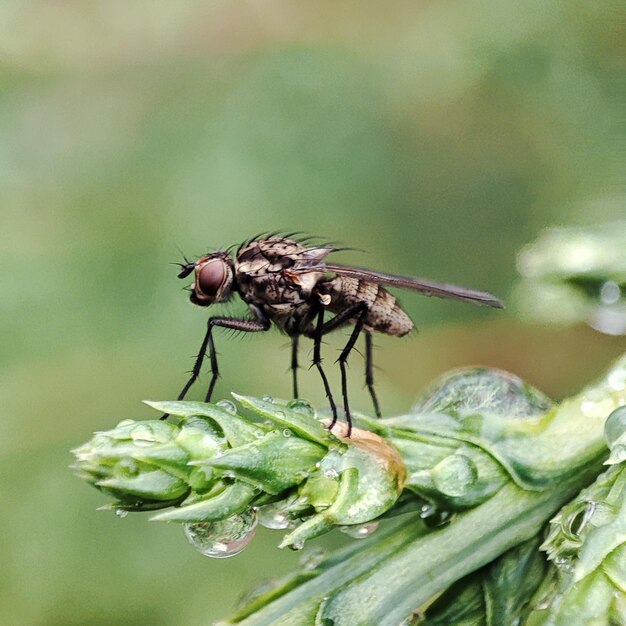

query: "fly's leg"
(334, 302), (369, 437)
(162, 308), (269, 419)
(291, 334), (299, 398)
(203, 314), (270, 402)
(365, 330), (381, 418)
(316, 301), (370, 436)
(313, 309), (338, 428)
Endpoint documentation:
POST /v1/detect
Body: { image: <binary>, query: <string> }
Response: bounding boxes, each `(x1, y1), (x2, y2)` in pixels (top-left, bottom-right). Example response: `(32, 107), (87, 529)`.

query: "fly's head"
(177, 252), (235, 307)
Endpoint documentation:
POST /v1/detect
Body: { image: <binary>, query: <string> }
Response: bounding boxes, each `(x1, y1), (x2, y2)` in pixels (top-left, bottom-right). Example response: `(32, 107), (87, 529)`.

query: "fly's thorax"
(235, 236), (330, 308)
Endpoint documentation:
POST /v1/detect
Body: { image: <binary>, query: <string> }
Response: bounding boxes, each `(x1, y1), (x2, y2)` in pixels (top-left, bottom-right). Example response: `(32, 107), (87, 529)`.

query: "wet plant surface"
(73, 355), (626, 625)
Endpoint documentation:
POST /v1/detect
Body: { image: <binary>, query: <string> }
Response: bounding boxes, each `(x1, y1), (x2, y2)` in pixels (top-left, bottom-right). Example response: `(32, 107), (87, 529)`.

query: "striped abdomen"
(326, 276), (414, 336)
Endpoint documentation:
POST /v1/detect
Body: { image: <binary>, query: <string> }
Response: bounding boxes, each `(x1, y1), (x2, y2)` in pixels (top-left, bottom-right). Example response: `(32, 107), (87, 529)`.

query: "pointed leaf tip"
(232, 394), (331, 446)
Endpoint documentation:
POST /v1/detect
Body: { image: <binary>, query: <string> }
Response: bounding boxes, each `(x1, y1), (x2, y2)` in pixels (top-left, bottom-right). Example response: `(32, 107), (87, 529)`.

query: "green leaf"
(205, 432), (326, 495)
(144, 400), (263, 447)
(232, 394), (332, 447)
(151, 482), (259, 523)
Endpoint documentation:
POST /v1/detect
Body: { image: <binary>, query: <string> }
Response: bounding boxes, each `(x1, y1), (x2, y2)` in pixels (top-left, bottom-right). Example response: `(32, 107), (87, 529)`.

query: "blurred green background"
(1, 2), (624, 624)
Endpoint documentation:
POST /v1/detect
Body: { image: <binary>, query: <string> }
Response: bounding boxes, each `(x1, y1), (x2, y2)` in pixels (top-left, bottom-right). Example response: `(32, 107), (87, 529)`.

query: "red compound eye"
(197, 260), (226, 296)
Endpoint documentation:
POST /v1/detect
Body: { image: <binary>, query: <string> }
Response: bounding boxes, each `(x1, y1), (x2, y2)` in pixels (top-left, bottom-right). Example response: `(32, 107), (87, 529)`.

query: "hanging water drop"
(115, 509), (129, 518)
(339, 521), (380, 538)
(262, 395), (274, 403)
(420, 503), (454, 528)
(257, 502), (290, 529)
(289, 541), (305, 551)
(183, 510), (257, 558)
(216, 400), (237, 414)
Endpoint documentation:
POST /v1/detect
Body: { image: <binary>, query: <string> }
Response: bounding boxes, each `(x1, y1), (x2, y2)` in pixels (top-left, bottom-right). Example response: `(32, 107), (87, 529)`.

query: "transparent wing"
(301, 263), (504, 308)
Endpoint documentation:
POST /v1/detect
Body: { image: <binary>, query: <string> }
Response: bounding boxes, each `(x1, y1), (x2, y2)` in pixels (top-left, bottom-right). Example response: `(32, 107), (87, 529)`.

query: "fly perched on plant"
(170, 233), (504, 435)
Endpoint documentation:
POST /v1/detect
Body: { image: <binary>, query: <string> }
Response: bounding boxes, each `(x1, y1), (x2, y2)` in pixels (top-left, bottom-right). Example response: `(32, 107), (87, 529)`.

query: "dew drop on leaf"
(183, 510), (257, 558)
(286, 399), (316, 418)
(130, 424), (159, 446)
(262, 395), (274, 403)
(216, 400), (237, 414)
(431, 454), (478, 497)
(414, 368), (553, 418)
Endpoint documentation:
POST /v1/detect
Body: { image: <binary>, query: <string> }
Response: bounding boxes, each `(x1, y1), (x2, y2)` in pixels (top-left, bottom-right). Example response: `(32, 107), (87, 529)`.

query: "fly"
(168, 233), (504, 435)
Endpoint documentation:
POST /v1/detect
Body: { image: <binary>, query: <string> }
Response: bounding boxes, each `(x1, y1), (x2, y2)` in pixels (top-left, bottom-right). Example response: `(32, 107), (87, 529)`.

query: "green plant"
(72, 353), (626, 624)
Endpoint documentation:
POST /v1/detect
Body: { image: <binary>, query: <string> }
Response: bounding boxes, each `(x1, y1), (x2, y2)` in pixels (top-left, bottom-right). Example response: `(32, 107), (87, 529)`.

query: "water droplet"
(130, 424), (159, 446)
(257, 502), (290, 529)
(339, 521), (380, 538)
(262, 395), (274, 403)
(605, 406), (626, 448)
(413, 368), (552, 418)
(323, 468), (339, 480)
(286, 399), (316, 418)
(420, 504), (454, 528)
(315, 462), (321, 468)
(217, 400), (237, 414)
(289, 541), (304, 551)
(600, 281), (621, 306)
(431, 454), (478, 497)
(115, 509), (128, 518)
(299, 547), (326, 570)
(183, 510), (257, 558)
(282, 428), (292, 438)
(275, 411), (286, 418)
(254, 429), (265, 439)
(223, 470), (237, 479)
